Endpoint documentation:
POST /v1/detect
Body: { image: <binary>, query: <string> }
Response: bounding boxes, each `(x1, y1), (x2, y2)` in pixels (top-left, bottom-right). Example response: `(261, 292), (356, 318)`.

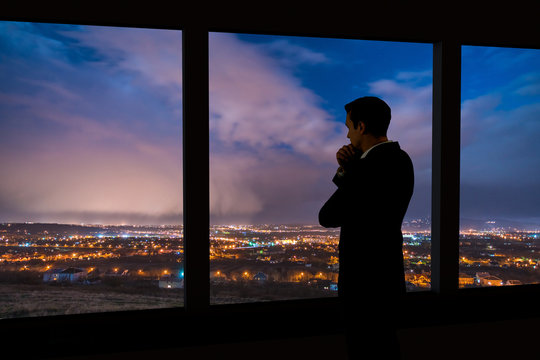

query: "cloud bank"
(209, 33), (345, 224)
(0, 23), (182, 224)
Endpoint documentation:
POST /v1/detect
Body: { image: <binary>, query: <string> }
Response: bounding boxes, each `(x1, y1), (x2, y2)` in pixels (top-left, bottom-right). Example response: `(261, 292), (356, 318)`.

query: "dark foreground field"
(0, 283), (184, 319)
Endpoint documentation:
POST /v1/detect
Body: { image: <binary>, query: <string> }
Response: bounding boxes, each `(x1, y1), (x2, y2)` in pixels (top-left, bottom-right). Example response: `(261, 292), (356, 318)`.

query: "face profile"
(345, 112), (364, 150)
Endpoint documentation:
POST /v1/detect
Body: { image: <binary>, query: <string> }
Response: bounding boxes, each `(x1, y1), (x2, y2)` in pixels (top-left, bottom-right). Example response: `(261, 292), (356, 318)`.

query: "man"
(319, 96), (414, 359)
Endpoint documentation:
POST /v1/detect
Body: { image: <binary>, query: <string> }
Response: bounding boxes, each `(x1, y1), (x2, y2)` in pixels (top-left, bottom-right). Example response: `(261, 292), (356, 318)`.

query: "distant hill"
(0, 223), (103, 236)
(0, 223), (182, 236)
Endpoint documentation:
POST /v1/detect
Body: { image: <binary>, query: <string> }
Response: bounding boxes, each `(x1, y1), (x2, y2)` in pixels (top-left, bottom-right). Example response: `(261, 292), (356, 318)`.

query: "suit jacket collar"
(361, 141), (400, 159)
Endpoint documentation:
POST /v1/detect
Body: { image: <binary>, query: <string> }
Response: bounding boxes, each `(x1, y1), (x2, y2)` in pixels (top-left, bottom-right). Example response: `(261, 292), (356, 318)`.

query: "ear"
(357, 121), (366, 133)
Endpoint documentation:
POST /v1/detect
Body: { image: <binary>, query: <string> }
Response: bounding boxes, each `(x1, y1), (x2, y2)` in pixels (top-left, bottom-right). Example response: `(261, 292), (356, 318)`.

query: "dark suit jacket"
(319, 141), (414, 304)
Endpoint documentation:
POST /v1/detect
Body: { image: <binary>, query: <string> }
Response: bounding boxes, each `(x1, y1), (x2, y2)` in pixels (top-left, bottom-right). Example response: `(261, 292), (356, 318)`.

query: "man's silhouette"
(319, 96), (414, 359)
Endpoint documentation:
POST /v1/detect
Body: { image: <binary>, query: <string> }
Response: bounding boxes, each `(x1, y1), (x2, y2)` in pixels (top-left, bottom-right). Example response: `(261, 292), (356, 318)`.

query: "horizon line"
(1, 221), (540, 233)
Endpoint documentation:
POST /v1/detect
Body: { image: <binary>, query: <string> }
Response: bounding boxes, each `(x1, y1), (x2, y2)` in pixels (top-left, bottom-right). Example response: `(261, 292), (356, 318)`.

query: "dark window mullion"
(183, 26), (210, 311)
(432, 41), (461, 294)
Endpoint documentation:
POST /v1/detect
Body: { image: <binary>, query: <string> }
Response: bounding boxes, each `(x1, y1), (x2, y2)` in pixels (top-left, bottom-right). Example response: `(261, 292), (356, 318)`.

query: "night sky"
(0, 22), (538, 227)
(208, 32), (432, 224)
(461, 45), (540, 227)
(0, 22), (183, 225)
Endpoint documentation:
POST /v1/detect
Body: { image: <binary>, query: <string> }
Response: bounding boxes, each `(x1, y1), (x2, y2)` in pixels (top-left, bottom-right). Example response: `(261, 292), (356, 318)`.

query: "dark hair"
(344, 96), (391, 137)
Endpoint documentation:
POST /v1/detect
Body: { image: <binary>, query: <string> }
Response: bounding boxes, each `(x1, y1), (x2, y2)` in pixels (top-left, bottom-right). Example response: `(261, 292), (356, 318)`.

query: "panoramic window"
(0, 21), (183, 318)
(208, 32), (433, 304)
(460, 45), (540, 288)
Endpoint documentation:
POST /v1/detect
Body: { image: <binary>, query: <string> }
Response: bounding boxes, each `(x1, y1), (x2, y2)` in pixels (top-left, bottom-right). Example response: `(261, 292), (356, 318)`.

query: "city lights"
(0, 220), (538, 317)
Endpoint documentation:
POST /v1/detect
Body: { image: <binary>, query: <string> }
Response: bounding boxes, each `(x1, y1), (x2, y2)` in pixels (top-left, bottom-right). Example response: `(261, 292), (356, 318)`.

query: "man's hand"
(336, 144), (357, 170)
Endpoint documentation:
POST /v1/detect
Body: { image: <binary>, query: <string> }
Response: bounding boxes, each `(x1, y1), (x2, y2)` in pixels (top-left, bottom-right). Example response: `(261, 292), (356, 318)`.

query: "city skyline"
(3, 217), (540, 233)
(0, 22), (538, 226)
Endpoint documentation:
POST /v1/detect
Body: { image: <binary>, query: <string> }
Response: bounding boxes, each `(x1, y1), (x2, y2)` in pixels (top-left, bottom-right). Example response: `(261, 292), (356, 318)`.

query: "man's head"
(344, 96), (391, 150)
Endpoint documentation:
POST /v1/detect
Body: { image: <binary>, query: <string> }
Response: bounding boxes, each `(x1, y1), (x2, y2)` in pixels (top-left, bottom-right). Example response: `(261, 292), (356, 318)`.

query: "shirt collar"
(360, 140), (395, 159)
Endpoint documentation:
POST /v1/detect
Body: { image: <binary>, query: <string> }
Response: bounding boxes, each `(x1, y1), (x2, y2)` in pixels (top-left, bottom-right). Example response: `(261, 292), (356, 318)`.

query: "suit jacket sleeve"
(318, 154), (402, 230)
(318, 165), (366, 228)
(318, 181), (346, 228)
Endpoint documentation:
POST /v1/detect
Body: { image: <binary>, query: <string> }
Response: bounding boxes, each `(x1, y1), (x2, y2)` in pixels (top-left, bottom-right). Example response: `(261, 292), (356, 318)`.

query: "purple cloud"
(209, 33), (345, 223)
(209, 33), (344, 163)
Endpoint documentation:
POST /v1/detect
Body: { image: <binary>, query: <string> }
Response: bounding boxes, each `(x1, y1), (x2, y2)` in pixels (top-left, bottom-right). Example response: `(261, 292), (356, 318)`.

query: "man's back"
(319, 141), (414, 299)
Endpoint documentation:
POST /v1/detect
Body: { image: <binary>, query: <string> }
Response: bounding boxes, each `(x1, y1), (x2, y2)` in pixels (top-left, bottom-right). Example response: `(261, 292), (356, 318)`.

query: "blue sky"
(0, 22), (538, 227)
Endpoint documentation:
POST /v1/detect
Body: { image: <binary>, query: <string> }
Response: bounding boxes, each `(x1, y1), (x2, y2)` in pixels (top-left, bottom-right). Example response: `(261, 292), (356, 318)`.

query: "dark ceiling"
(2, 3), (539, 48)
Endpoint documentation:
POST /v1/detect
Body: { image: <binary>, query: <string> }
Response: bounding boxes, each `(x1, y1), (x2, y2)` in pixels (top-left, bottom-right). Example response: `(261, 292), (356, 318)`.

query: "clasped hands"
(336, 144), (359, 171)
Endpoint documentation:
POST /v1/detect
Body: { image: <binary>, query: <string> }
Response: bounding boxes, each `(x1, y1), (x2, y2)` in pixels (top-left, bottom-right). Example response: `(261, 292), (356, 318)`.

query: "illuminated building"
(458, 273), (475, 287)
(480, 275), (503, 287)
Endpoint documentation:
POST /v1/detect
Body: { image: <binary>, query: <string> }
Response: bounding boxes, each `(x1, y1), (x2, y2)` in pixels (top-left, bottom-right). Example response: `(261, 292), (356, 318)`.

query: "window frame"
(1, 12), (540, 358)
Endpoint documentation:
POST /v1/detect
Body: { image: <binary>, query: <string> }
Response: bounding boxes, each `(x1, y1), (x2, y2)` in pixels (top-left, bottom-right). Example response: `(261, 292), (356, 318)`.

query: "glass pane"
(460, 45), (540, 288)
(209, 32), (432, 304)
(0, 21), (183, 318)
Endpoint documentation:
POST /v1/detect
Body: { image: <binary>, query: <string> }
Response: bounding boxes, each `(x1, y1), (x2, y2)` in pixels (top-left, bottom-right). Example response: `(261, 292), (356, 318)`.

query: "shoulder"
(369, 143), (414, 176)
(368, 142), (410, 162)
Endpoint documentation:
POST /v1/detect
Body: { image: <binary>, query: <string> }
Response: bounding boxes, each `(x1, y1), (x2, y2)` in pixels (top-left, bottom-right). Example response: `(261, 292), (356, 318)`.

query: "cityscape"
(2, 23), (537, 321)
(0, 219), (538, 319)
